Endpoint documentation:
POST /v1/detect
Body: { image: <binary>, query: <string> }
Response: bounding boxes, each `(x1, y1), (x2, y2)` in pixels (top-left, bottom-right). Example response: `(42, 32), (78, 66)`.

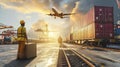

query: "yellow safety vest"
(17, 26), (27, 41)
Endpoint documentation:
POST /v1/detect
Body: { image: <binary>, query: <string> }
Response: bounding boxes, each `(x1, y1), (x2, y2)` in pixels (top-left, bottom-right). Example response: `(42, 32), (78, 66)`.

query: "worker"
(17, 20), (28, 59)
(58, 36), (63, 47)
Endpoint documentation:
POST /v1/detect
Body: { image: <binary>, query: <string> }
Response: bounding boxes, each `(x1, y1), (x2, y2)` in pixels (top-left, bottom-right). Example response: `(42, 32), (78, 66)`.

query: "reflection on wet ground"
(0, 43), (60, 67)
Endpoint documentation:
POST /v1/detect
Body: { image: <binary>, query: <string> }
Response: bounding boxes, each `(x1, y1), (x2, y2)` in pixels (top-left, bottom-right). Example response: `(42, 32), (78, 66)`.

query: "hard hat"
(20, 20), (25, 24)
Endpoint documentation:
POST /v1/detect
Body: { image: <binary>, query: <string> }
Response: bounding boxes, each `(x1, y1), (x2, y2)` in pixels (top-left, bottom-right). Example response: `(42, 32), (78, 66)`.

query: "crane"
(0, 23), (16, 44)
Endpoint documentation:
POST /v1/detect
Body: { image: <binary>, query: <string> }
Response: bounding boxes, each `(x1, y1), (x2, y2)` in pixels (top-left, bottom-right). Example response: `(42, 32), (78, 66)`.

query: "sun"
(48, 32), (59, 39)
(48, 32), (54, 38)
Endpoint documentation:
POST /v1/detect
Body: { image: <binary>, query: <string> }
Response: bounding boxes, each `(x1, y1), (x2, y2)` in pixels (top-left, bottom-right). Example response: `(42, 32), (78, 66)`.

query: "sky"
(0, 0), (120, 39)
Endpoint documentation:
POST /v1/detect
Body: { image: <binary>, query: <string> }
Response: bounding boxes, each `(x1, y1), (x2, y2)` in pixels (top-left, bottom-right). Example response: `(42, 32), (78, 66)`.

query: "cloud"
(62, 0), (78, 12)
(0, 0), (76, 14)
(70, 1), (80, 23)
(0, 0), (119, 14)
(26, 16), (31, 19)
(0, 0), (51, 14)
(31, 20), (48, 30)
(28, 20), (48, 39)
(52, 0), (63, 9)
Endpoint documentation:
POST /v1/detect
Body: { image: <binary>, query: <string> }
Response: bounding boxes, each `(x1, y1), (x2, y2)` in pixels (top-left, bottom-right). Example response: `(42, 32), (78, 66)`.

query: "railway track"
(57, 49), (97, 67)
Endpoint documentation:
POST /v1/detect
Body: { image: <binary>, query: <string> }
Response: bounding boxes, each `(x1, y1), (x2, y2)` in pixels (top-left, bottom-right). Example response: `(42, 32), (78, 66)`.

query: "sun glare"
(48, 32), (59, 39)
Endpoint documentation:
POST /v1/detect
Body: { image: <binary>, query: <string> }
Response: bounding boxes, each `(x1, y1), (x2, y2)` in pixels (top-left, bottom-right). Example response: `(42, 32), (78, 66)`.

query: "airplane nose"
(47, 14), (53, 16)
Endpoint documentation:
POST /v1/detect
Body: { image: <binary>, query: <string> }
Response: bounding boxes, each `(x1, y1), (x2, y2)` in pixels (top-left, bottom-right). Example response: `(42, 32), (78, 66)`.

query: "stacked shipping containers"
(95, 6), (114, 39)
(73, 6), (114, 40)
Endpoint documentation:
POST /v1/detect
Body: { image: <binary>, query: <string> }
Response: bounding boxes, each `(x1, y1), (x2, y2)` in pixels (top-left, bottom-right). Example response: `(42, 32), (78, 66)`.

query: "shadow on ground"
(88, 48), (107, 52)
(4, 58), (35, 67)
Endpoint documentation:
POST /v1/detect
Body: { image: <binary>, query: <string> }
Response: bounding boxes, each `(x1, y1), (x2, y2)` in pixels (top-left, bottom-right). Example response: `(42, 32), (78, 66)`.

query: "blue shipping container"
(114, 28), (120, 35)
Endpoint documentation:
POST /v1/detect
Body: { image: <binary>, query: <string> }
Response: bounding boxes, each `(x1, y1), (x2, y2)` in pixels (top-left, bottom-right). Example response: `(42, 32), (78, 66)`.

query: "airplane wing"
(47, 8), (58, 16)
(63, 13), (76, 15)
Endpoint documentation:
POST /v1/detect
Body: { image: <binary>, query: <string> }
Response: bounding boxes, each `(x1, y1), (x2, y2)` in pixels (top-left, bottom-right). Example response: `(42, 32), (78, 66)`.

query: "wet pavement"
(1, 43), (120, 67)
(0, 45), (18, 67)
(0, 43), (59, 67)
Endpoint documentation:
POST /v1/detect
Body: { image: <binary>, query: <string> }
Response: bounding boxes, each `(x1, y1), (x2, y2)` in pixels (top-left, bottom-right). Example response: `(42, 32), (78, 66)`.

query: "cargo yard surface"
(0, 43), (120, 67)
(0, 43), (59, 67)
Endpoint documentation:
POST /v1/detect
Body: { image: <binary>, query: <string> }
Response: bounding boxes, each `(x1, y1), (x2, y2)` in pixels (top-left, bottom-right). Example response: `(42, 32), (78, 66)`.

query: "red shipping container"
(95, 23), (113, 38)
(104, 23), (114, 33)
(95, 23), (104, 32)
(94, 6), (113, 23)
(105, 7), (114, 23)
(104, 33), (113, 38)
(95, 6), (105, 23)
(104, 23), (114, 38)
(95, 23), (104, 39)
(95, 23), (114, 39)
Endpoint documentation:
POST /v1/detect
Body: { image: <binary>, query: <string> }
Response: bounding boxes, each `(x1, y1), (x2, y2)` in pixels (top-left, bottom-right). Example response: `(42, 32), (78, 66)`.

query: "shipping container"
(72, 6), (114, 46)
(94, 6), (113, 23)
(114, 24), (120, 39)
(115, 28), (120, 35)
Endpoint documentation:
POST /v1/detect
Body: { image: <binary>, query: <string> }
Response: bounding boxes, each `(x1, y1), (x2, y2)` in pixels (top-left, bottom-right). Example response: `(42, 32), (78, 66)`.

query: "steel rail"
(63, 49), (71, 67)
(72, 50), (95, 67)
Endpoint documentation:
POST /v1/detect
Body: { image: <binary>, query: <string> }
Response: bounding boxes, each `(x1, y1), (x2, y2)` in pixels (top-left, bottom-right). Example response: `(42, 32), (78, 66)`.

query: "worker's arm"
(25, 33), (28, 40)
(24, 28), (28, 42)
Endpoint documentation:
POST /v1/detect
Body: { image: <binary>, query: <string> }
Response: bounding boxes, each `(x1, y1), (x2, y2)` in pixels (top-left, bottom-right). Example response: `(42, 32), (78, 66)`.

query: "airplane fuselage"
(48, 8), (74, 19)
(52, 8), (64, 18)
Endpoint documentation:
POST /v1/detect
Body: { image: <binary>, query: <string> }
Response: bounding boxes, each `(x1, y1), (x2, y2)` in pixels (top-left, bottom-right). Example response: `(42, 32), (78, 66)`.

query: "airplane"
(47, 8), (75, 19)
